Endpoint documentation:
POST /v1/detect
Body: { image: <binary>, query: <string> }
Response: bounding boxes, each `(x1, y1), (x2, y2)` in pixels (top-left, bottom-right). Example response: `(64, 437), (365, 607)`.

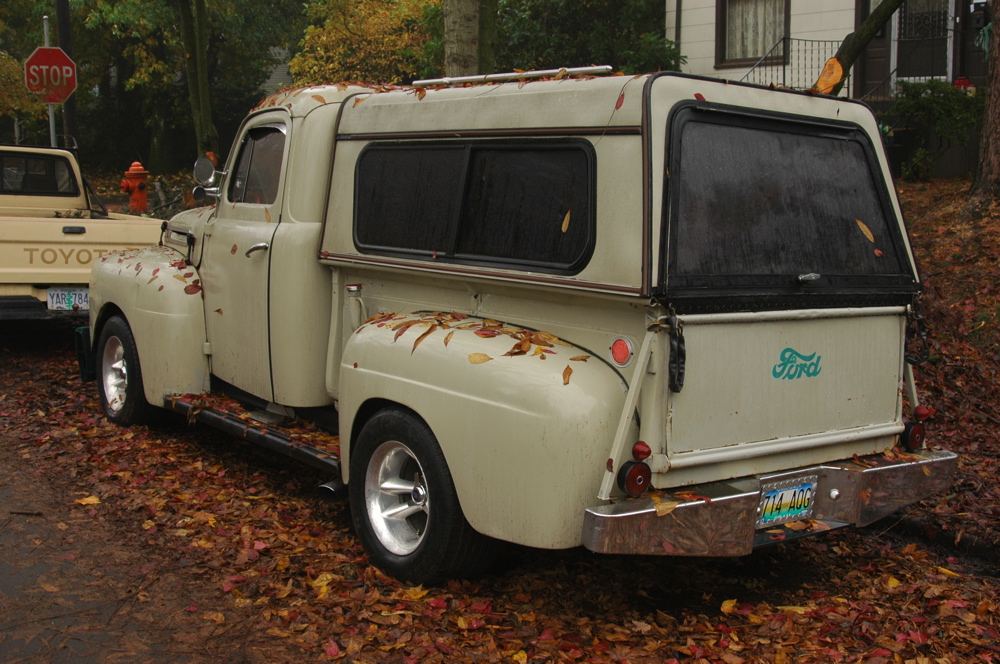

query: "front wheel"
(349, 407), (495, 585)
(97, 315), (155, 426)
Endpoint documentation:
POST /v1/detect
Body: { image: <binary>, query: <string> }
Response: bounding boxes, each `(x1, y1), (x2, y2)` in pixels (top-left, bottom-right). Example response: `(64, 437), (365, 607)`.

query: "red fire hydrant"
(120, 161), (149, 214)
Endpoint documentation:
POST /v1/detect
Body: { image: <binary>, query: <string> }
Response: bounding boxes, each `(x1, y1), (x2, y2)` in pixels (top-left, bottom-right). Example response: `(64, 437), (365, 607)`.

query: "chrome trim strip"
(667, 422), (903, 470)
(318, 252), (644, 296)
(678, 306), (907, 326)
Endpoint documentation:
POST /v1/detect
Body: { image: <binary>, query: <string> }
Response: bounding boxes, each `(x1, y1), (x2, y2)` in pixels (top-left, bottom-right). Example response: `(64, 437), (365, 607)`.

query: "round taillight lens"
(616, 461), (652, 497)
(902, 421), (927, 451)
(632, 440), (651, 461)
(610, 337), (633, 366)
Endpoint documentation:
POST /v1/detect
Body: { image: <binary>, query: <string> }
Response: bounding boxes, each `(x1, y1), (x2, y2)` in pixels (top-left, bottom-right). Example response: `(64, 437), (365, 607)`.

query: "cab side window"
(228, 125), (286, 205)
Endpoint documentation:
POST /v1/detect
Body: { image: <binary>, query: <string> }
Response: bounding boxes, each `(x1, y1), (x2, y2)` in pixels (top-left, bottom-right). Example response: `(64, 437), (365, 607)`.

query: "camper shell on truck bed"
(81, 71), (956, 584)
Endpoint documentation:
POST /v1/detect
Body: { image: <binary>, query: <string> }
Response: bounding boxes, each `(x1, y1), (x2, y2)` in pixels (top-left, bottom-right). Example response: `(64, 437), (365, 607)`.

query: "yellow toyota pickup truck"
(0, 145), (163, 319)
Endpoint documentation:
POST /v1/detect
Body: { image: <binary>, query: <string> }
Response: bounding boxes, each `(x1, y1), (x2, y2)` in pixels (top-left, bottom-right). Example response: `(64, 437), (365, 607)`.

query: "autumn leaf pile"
(897, 179), (1000, 559)
(1, 178), (999, 663)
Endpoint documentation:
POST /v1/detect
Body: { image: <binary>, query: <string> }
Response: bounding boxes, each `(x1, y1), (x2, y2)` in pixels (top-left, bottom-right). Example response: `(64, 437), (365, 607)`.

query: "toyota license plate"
(757, 475), (817, 528)
(47, 287), (89, 312)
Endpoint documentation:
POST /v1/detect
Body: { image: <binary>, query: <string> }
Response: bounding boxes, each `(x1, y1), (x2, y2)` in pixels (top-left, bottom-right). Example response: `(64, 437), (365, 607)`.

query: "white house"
(665, 0), (988, 99)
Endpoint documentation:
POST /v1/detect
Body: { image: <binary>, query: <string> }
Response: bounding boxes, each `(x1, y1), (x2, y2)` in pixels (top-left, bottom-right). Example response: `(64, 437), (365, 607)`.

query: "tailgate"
(665, 307), (905, 478)
(0, 215), (161, 286)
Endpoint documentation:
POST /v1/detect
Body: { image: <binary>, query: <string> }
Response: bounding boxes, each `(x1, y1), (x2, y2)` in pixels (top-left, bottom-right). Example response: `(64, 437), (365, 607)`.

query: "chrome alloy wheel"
(101, 335), (128, 414)
(364, 440), (430, 556)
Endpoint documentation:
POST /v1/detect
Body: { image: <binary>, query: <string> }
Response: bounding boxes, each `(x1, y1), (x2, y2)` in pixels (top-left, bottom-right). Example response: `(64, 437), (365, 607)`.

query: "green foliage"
(494, 0), (683, 75)
(291, 0), (437, 85)
(883, 79), (985, 181)
(300, 0), (685, 84)
(0, 51), (45, 120)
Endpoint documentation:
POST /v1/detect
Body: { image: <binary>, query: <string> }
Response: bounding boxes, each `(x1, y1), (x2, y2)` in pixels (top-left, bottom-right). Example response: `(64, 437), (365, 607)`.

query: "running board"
(165, 396), (343, 481)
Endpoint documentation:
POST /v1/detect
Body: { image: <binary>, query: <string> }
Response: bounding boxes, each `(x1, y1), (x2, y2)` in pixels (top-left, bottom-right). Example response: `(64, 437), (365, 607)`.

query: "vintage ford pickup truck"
(80, 69), (957, 584)
(0, 145), (162, 319)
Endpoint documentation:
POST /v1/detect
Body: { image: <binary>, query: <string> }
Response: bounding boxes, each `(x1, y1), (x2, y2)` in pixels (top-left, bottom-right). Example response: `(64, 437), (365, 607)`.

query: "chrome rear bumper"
(582, 449), (957, 556)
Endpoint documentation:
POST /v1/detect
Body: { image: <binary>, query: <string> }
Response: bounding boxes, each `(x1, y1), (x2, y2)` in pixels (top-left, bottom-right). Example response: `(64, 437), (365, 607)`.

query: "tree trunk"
(175, 0), (218, 157)
(971, 0), (1000, 199)
(478, 0), (497, 76)
(444, 0), (479, 76)
(811, 0), (905, 94)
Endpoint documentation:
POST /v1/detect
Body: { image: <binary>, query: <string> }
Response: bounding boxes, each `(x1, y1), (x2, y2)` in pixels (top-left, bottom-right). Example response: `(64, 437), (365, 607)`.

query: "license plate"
(47, 287), (89, 312)
(757, 475), (817, 528)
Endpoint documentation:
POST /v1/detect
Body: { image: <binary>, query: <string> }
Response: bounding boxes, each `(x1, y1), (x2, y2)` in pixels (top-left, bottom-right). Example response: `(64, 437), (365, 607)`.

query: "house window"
(716, 0), (789, 67)
(896, 0), (951, 79)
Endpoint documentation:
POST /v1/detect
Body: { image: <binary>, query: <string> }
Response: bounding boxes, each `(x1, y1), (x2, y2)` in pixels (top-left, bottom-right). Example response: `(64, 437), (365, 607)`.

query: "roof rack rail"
(412, 65), (614, 88)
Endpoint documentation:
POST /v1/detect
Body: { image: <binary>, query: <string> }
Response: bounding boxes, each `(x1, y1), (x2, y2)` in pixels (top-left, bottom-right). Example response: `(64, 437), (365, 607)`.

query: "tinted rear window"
(663, 105), (916, 305)
(1, 153), (79, 196)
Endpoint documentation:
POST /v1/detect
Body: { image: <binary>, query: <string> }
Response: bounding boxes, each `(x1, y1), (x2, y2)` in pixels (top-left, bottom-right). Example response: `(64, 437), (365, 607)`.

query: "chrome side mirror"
(192, 156), (224, 202)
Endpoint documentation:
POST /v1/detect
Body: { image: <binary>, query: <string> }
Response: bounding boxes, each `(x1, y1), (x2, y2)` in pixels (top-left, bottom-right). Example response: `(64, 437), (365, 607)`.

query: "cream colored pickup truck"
(0, 145), (162, 319)
(81, 69), (957, 584)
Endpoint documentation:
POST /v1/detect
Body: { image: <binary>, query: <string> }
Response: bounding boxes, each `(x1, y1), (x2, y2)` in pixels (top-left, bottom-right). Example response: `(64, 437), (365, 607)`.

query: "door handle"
(245, 242), (269, 257)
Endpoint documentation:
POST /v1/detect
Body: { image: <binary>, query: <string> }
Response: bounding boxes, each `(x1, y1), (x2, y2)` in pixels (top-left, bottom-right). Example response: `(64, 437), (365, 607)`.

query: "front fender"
(339, 312), (629, 549)
(90, 246), (210, 405)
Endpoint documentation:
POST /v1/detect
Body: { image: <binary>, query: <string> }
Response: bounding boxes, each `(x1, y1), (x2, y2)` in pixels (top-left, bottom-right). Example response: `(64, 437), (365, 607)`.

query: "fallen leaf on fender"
(570, 355), (590, 362)
(469, 353), (493, 364)
(563, 365), (573, 385)
(443, 331), (454, 347)
(412, 325), (438, 353)
(561, 210), (571, 233)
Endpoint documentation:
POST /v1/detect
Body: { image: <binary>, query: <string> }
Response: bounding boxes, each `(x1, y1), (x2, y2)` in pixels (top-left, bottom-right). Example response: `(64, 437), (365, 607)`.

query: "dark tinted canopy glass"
(355, 141), (594, 274)
(665, 106), (916, 300)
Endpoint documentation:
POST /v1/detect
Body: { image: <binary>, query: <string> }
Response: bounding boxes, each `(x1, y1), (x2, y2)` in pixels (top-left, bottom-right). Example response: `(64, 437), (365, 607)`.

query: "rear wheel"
(97, 315), (155, 426)
(349, 407), (495, 585)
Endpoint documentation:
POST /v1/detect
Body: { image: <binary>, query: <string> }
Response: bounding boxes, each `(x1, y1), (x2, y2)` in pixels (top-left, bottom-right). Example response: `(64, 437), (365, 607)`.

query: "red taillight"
(617, 461), (652, 497)
(632, 440), (651, 461)
(902, 421), (927, 451)
(610, 337), (633, 366)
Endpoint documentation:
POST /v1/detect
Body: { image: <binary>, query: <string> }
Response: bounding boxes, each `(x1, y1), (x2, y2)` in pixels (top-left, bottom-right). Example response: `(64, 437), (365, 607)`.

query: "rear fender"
(338, 312), (631, 549)
(90, 246), (210, 405)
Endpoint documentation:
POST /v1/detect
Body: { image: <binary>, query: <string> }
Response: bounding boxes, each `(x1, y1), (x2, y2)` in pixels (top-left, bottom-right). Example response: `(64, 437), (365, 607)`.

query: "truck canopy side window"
(1, 153), (80, 196)
(228, 125), (286, 205)
(354, 140), (595, 274)
(662, 105), (917, 310)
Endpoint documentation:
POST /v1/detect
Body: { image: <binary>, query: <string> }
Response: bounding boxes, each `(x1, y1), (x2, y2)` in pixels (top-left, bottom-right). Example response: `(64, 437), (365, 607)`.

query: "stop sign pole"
(24, 16), (77, 147)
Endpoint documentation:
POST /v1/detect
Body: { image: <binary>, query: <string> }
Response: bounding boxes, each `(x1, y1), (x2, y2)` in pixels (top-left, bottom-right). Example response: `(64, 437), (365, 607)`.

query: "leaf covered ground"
(896, 179), (1000, 561)
(0, 179), (998, 663)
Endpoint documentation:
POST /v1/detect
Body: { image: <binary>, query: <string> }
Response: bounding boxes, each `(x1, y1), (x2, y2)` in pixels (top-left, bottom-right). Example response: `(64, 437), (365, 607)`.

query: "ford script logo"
(772, 348), (822, 380)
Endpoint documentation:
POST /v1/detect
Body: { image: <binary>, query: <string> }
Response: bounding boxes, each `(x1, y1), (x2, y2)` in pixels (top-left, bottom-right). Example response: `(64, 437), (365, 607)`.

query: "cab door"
(200, 115), (289, 401)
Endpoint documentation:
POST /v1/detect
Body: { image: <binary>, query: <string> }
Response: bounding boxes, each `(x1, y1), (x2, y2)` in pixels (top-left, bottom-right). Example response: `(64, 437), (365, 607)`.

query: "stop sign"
(24, 47), (77, 104)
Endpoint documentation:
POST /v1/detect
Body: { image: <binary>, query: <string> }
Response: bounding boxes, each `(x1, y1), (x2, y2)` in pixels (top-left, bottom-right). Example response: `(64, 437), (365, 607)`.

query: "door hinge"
(664, 313), (686, 393)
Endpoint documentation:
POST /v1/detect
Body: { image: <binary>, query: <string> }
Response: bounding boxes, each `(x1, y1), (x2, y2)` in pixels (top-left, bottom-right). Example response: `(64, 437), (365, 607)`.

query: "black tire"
(96, 315), (156, 426)
(349, 407), (495, 585)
